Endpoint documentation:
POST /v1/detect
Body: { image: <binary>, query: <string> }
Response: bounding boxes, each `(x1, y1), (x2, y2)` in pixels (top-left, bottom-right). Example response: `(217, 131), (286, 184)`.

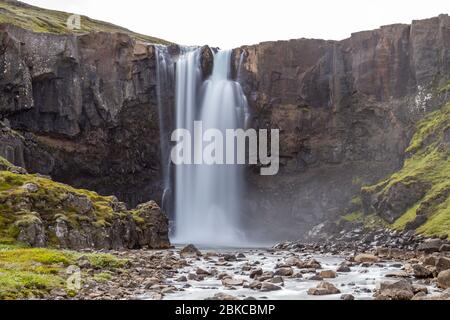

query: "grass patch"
(342, 211), (363, 222)
(0, 0), (170, 44)
(0, 245), (126, 299)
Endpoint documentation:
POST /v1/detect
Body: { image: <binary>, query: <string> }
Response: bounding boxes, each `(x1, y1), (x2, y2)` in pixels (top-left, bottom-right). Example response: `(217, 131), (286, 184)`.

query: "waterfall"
(168, 48), (249, 246)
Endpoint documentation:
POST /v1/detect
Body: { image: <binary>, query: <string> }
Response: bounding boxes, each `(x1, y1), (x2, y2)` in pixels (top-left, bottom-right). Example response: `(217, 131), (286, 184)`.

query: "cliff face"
(1, 24), (163, 207)
(233, 15), (449, 239)
(1, 11), (449, 241)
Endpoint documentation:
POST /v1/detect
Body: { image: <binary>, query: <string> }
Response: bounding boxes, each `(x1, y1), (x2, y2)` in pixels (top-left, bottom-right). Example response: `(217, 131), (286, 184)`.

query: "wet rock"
(308, 274), (323, 281)
(217, 273), (231, 280)
(423, 255), (438, 266)
(176, 276), (187, 282)
(180, 244), (201, 258)
(440, 244), (450, 252)
(274, 267), (293, 277)
(196, 268), (211, 276)
(237, 253), (246, 259)
(385, 271), (409, 278)
(337, 264), (351, 272)
(187, 273), (198, 281)
(260, 282), (282, 292)
(77, 255), (91, 269)
(249, 280), (262, 290)
(412, 264), (433, 278)
(437, 270), (450, 289)
(21, 183), (39, 193)
(319, 270), (336, 279)
(250, 268), (263, 279)
(206, 293), (239, 301)
(257, 271), (274, 282)
(341, 294), (355, 300)
(375, 280), (414, 300)
(223, 254), (237, 262)
(284, 257), (301, 267)
(412, 284), (428, 295)
(436, 257), (450, 273)
(354, 254), (378, 263)
(307, 282), (341, 295)
(222, 278), (244, 287)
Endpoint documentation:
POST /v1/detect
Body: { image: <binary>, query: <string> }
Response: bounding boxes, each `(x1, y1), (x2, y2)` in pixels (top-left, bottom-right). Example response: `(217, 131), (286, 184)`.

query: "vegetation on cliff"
(358, 101), (450, 237)
(0, 0), (170, 44)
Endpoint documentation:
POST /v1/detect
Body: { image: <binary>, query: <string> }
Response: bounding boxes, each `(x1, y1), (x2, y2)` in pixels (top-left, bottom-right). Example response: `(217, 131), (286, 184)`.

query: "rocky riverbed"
(60, 239), (450, 300)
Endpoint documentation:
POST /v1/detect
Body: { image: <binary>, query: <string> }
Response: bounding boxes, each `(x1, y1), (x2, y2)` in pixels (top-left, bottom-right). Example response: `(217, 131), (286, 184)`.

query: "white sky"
(22, 0), (449, 49)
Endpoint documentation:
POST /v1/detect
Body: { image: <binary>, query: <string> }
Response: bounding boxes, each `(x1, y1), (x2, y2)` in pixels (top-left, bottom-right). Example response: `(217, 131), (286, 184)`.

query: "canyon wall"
(1, 15), (449, 240)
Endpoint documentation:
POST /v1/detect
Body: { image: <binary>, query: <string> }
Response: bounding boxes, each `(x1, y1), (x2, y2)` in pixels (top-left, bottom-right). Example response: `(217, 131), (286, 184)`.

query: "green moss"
(93, 271), (113, 283)
(0, 1), (171, 44)
(0, 245), (126, 299)
(86, 253), (127, 270)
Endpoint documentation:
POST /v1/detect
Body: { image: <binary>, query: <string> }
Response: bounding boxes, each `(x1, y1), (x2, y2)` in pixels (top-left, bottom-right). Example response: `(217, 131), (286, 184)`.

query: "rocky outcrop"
(232, 15), (449, 239)
(1, 9), (449, 240)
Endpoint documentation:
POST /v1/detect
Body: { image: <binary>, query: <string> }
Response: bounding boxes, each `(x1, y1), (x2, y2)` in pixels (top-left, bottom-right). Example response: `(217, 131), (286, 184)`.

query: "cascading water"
(170, 48), (249, 246)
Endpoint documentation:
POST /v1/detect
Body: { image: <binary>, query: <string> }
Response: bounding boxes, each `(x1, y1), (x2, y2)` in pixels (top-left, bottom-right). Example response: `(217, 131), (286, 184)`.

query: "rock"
(375, 280), (414, 300)
(268, 276), (284, 285)
(21, 183), (39, 193)
(223, 254), (237, 262)
(187, 273), (198, 281)
(412, 284), (428, 295)
(340, 294), (355, 300)
(260, 282), (282, 292)
(176, 276), (187, 282)
(417, 239), (442, 254)
(284, 257), (301, 267)
(76, 256), (91, 269)
(437, 270), (450, 289)
(436, 257), (450, 273)
(337, 264), (351, 272)
(307, 282), (341, 295)
(319, 270), (336, 279)
(250, 268), (263, 279)
(65, 193), (93, 215)
(440, 244), (450, 252)
(385, 271), (409, 278)
(274, 267), (293, 277)
(249, 281), (262, 290)
(354, 254), (378, 263)
(222, 278), (244, 287)
(412, 264), (433, 278)
(217, 273), (231, 280)
(180, 244), (201, 258)
(206, 293), (239, 301)
(196, 268), (211, 276)
(423, 255), (438, 266)
(237, 253), (246, 259)
(308, 274), (323, 281)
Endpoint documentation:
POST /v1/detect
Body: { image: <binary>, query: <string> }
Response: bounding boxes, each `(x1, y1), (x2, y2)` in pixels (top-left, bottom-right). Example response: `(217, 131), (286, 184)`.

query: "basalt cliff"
(0, 0), (449, 243)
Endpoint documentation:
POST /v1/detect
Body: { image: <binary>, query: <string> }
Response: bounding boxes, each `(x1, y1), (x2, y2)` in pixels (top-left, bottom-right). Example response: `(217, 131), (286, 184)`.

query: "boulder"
(307, 282), (341, 296)
(412, 264), (433, 278)
(341, 294), (355, 300)
(417, 239), (443, 254)
(337, 264), (351, 272)
(274, 267), (293, 277)
(222, 278), (244, 287)
(375, 280), (414, 300)
(436, 257), (450, 273)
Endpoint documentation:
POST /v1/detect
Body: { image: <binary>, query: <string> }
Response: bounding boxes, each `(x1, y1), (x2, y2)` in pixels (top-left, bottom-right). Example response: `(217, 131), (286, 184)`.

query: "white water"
(172, 49), (249, 246)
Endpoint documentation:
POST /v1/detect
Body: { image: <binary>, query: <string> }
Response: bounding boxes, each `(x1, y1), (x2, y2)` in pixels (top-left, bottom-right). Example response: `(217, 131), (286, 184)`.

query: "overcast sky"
(22, 0), (449, 48)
